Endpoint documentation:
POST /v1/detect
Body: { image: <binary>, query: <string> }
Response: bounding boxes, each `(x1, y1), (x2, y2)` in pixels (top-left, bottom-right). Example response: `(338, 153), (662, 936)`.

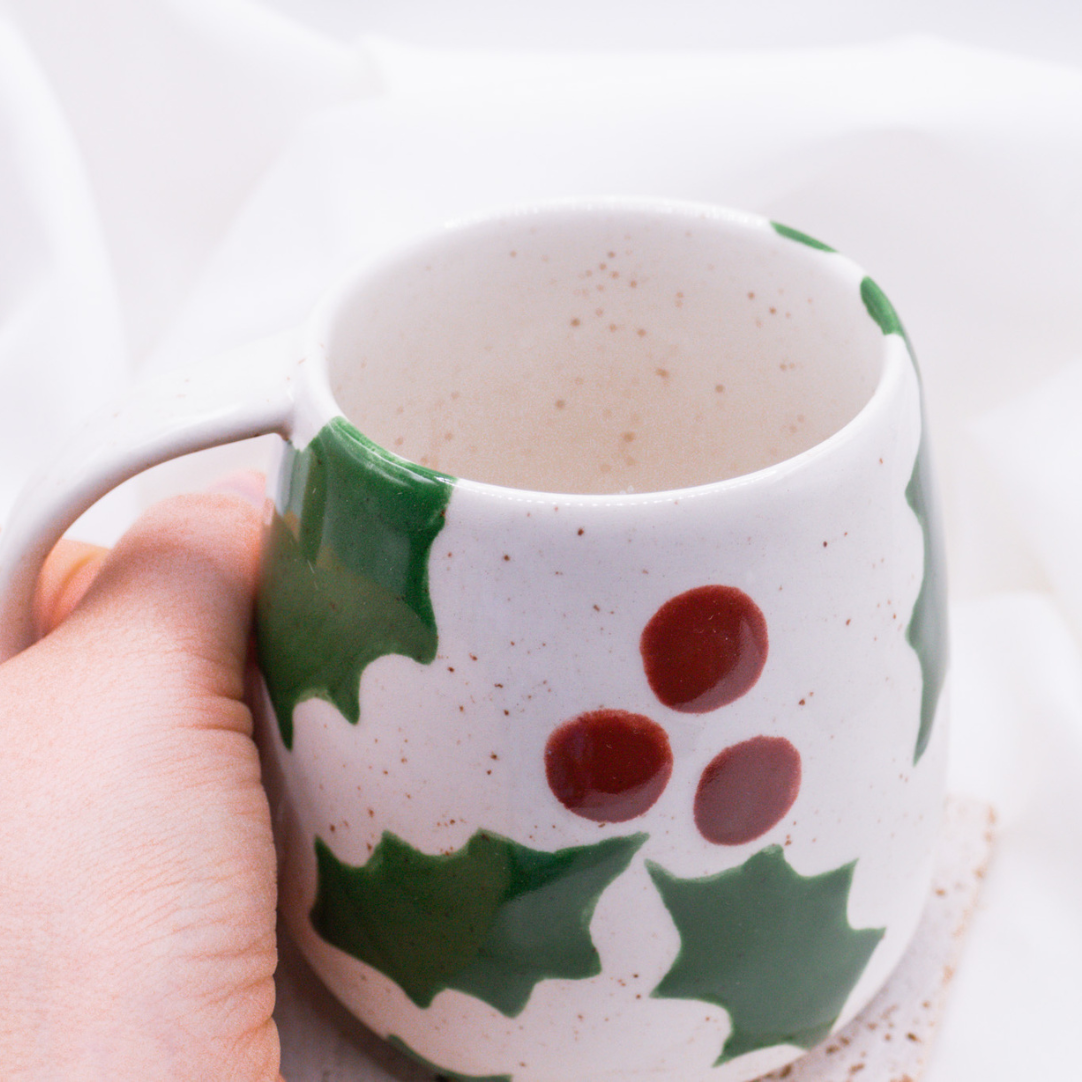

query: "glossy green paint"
(311, 829), (647, 1018)
(860, 275), (914, 354)
(387, 1035), (512, 1082)
(648, 846), (883, 1064)
(905, 436), (949, 762)
(860, 276), (949, 763)
(770, 221), (836, 252)
(255, 417), (454, 748)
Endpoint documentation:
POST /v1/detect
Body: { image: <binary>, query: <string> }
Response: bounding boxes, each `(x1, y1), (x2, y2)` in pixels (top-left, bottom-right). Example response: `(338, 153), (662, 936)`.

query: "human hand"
(0, 489), (283, 1081)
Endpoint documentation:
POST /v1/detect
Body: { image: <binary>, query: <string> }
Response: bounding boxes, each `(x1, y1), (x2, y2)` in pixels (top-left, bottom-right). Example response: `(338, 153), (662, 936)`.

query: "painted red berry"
(694, 735), (801, 845)
(546, 709), (673, 822)
(641, 585), (768, 712)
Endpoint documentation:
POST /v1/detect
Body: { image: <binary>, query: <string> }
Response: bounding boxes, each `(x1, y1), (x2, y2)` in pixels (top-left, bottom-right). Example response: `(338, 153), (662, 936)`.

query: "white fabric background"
(2, 2), (1081, 1079)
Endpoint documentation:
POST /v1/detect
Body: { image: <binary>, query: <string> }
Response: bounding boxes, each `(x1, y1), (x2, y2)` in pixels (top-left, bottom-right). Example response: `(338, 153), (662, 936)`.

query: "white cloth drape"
(3, 4), (1081, 1078)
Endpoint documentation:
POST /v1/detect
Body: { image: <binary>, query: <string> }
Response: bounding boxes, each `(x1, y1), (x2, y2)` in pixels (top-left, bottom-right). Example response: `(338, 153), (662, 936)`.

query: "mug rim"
(301, 197), (910, 506)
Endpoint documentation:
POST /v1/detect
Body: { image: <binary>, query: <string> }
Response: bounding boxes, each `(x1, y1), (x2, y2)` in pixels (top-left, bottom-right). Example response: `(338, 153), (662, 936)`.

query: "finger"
(205, 469), (266, 507)
(31, 471), (267, 641)
(34, 539), (111, 639)
(44, 490), (263, 707)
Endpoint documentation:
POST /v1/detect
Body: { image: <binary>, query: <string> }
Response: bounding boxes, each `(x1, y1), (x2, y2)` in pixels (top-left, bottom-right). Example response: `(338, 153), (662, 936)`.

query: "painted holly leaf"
(311, 828), (646, 1018)
(905, 435), (949, 762)
(860, 276), (949, 763)
(860, 275), (914, 356)
(770, 221), (837, 253)
(387, 1035), (512, 1082)
(255, 417), (454, 748)
(647, 845), (883, 1065)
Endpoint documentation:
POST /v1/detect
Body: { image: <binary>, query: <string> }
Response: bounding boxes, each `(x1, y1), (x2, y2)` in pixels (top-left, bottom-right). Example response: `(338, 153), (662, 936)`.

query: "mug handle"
(0, 330), (303, 662)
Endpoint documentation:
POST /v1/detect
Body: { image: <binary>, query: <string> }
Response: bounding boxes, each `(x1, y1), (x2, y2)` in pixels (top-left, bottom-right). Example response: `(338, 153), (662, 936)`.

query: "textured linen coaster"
(274, 795), (995, 1082)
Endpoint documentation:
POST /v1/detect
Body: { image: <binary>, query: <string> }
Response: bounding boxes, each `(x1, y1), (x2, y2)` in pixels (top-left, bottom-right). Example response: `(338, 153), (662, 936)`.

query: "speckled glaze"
(254, 203), (948, 1082)
(0, 199), (949, 1082)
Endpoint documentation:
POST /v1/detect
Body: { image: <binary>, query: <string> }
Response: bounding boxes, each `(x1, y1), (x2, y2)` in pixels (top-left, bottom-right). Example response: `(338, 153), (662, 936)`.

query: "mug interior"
(323, 203), (884, 495)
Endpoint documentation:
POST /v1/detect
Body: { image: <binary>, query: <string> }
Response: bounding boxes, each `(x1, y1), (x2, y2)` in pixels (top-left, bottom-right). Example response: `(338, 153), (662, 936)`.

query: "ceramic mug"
(0, 199), (948, 1082)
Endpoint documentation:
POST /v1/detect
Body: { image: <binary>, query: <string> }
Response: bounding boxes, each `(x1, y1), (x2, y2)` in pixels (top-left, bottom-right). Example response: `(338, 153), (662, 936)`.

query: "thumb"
(35, 540), (110, 638)
(35, 471), (266, 642)
(37, 491), (263, 709)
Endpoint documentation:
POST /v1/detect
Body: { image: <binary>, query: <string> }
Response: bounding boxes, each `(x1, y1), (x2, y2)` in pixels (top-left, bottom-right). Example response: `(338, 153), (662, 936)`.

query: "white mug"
(0, 199), (948, 1082)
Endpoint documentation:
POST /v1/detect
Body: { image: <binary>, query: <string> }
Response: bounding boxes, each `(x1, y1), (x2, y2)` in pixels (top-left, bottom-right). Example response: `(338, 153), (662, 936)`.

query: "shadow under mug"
(0, 199), (948, 1082)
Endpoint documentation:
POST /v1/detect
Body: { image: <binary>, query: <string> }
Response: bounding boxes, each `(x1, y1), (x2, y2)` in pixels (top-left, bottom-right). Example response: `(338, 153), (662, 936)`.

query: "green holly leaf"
(860, 276), (949, 763)
(256, 418), (454, 748)
(311, 829), (647, 1018)
(387, 1035), (513, 1082)
(860, 275), (913, 352)
(648, 846), (883, 1065)
(905, 434), (949, 763)
(770, 221), (837, 252)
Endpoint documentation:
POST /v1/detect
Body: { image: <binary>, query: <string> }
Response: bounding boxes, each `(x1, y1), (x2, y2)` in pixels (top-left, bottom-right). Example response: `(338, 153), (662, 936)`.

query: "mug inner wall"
(327, 209), (883, 494)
